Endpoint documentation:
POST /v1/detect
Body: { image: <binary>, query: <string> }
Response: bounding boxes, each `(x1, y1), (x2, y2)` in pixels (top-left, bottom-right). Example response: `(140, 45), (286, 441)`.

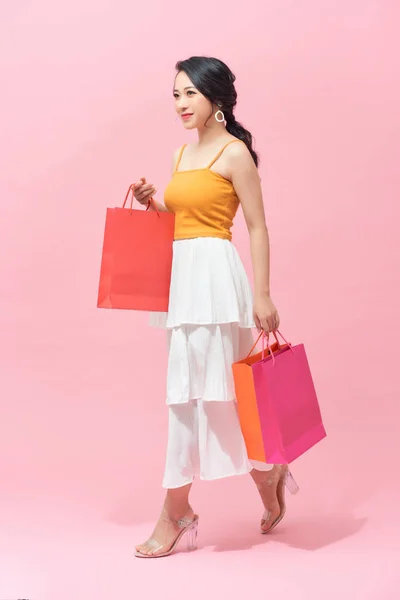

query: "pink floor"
(1, 463), (399, 600)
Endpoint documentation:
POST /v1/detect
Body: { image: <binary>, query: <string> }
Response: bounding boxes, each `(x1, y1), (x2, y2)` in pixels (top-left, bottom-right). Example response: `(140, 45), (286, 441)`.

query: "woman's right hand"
(133, 177), (157, 206)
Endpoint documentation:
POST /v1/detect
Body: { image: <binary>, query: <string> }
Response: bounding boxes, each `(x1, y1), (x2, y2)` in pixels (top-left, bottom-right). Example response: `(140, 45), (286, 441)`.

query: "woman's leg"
(194, 398), (283, 532)
(135, 401), (198, 556)
(250, 465), (283, 531)
(237, 328), (286, 529)
(164, 484), (193, 520)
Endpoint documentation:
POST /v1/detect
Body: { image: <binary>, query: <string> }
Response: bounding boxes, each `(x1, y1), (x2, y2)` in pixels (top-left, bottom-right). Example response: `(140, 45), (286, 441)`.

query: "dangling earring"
(215, 105), (225, 123)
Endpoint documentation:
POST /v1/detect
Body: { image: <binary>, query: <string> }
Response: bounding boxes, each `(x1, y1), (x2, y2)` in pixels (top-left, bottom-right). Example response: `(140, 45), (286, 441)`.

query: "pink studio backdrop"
(1, 1), (399, 598)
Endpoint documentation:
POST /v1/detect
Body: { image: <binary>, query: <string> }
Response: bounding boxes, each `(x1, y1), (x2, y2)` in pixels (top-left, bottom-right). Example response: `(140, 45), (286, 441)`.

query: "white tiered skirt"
(149, 238), (273, 488)
(149, 237), (255, 329)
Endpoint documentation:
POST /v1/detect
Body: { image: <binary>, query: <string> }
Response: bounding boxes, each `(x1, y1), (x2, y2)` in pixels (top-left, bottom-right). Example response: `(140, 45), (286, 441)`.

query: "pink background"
(1, 1), (399, 598)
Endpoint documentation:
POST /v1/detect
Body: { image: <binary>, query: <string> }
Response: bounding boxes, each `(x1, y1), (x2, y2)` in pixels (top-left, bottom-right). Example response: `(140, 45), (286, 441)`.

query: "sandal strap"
(161, 509), (195, 529)
(177, 516), (194, 528)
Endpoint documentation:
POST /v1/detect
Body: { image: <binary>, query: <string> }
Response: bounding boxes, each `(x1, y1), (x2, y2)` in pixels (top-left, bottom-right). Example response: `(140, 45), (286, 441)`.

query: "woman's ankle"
(164, 498), (193, 522)
(164, 484), (193, 521)
(163, 504), (193, 522)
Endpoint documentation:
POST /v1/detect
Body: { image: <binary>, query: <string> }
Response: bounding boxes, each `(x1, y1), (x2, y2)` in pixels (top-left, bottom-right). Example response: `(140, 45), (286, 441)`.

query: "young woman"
(133, 56), (298, 558)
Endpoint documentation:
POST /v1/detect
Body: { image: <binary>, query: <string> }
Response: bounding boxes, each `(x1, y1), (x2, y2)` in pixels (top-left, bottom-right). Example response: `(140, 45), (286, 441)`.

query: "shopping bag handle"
(246, 329), (292, 364)
(123, 184), (160, 218)
(247, 330), (280, 358)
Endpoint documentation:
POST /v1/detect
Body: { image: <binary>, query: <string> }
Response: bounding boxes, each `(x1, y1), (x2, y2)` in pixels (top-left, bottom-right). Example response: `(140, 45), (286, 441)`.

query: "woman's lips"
(182, 114), (193, 120)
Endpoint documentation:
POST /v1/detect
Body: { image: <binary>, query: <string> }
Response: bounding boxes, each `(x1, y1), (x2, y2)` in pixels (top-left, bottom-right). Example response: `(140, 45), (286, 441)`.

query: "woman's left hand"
(253, 293), (280, 334)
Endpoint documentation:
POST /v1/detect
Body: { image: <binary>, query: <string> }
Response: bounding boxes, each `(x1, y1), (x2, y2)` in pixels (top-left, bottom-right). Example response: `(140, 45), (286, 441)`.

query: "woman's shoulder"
(224, 136), (249, 156)
(172, 144), (186, 157)
(221, 138), (254, 175)
(170, 137), (250, 169)
(171, 144), (186, 172)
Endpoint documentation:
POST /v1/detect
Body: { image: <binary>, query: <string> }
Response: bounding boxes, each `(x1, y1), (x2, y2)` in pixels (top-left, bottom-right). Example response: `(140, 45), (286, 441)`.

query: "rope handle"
(246, 329), (293, 365)
(122, 184), (160, 218)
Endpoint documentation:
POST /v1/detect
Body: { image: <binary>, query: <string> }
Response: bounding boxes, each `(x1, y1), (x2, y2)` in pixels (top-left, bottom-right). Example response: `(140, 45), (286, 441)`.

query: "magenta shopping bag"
(233, 331), (326, 464)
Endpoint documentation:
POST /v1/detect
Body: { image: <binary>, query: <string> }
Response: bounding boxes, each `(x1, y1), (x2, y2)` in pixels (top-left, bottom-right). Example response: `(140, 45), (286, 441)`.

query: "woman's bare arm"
(229, 143), (279, 332)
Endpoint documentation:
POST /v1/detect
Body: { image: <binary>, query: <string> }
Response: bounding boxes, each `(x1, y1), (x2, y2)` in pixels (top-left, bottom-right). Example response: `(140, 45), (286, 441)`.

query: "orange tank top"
(164, 140), (243, 241)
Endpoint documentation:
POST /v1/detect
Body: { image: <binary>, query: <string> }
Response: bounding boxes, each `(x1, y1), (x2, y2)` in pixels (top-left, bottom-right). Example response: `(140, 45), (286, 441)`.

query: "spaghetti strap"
(175, 144), (187, 172)
(207, 140), (243, 169)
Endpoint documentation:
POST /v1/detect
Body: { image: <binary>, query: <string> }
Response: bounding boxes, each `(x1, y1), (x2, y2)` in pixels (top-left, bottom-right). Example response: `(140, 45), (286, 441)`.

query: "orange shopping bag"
(97, 185), (175, 311)
(233, 330), (326, 464)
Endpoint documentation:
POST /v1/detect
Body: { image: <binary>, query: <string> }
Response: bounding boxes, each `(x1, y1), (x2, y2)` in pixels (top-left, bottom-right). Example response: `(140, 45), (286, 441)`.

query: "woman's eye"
(187, 91), (195, 96)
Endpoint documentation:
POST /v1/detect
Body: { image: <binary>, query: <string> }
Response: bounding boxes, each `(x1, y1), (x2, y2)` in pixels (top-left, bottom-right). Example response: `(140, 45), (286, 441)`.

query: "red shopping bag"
(233, 330), (326, 464)
(97, 185), (175, 311)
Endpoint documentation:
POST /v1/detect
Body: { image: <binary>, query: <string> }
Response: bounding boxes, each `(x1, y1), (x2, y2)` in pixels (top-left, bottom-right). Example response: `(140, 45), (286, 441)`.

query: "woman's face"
(173, 70), (215, 130)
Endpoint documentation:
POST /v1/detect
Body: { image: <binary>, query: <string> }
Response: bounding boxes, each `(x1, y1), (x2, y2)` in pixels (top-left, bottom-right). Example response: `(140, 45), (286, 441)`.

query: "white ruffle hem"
(148, 237), (273, 487)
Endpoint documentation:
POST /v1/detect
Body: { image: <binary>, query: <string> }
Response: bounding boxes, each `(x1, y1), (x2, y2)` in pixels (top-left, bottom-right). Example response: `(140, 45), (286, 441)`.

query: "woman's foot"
(135, 506), (198, 558)
(251, 465), (287, 533)
(251, 465), (299, 533)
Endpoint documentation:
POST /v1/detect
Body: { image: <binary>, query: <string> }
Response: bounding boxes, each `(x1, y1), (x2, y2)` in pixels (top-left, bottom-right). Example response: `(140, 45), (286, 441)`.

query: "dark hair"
(175, 56), (259, 167)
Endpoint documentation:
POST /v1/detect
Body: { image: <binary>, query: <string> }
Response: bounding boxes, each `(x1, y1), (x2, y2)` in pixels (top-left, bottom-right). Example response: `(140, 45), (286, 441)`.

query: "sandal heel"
(186, 523), (198, 551)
